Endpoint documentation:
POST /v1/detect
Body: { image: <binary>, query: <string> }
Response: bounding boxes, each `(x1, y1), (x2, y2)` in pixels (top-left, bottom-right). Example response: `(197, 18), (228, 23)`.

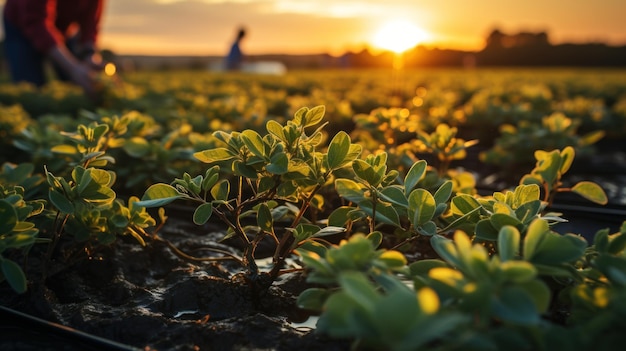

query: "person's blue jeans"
(3, 17), (73, 86)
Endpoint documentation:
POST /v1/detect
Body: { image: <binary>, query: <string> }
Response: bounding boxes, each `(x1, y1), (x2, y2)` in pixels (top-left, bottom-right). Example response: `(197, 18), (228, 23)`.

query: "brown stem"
(270, 183), (323, 279)
(154, 235), (244, 265)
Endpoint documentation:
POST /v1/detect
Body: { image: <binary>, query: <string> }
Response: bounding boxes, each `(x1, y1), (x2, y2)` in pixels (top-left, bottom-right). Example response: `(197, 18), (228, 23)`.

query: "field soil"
(0, 216), (350, 351)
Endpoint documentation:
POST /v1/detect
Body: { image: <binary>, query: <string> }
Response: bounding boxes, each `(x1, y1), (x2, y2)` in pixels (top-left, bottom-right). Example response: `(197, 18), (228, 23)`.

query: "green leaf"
(359, 201), (400, 227)
(193, 203), (213, 225)
(379, 186), (409, 208)
(431, 235), (462, 268)
(404, 160), (427, 195)
(519, 279), (551, 313)
(313, 226), (346, 238)
(241, 130), (266, 158)
(335, 179), (366, 204)
(523, 219), (549, 262)
(515, 200), (542, 224)
(266, 120), (285, 142)
(266, 152), (289, 175)
(491, 286), (540, 325)
(233, 160), (258, 178)
(3, 233), (37, 248)
(535, 150), (561, 186)
(378, 250), (407, 268)
(48, 189), (74, 213)
(498, 226), (520, 262)
(257, 203), (273, 233)
(450, 194), (481, 216)
(475, 219), (498, 241)
(491, 213), (523, 231)
(123, 137), (151, 157)
(408, 189), (436, 226)
(297, 288), (329, 311)
(409, 259), (448, 276)
(500, 261), (536, 283)
(0, 200), (18, 234)
(571, 181), (608, 205)
(367, 231), (383, 248)
(353, 159), (382, 186)
(193, 148), (237, 163)
(137, 183), (184, 207)
(303, 105), (325, 128)
(338, 272), (380, 313)
(211, 179), (230, 202)
(327, 131), (351, 170)
(559, 146), (575, 174)
(433, 180), (453, 205)
(1, 259), (27, 293)
(328, 206), (355, 227)
(524, 220), (586, 265)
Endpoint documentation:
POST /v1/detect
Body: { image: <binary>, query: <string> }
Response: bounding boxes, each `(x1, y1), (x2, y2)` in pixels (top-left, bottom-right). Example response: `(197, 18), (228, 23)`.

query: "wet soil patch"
(0, 217), (350, 351)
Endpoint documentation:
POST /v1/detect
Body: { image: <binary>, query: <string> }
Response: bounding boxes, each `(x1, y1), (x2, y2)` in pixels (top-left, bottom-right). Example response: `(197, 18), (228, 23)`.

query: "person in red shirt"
(3, 0), (105, 99)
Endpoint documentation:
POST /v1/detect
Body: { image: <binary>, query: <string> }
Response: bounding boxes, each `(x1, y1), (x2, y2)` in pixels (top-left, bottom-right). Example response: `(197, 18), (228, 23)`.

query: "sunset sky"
(2, 0), (626, 56)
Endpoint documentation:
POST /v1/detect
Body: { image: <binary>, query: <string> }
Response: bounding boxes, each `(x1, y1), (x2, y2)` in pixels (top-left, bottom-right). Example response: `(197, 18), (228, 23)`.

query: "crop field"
(2, 67), (626, 350)
(2, 67), (626, 188)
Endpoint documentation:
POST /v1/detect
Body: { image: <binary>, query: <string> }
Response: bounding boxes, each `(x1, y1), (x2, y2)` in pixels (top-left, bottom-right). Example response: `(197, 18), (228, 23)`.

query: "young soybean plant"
(137, 106), (361, 288)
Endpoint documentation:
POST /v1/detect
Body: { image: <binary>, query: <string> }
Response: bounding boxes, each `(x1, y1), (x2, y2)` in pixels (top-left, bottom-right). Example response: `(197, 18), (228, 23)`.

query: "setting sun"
(372, 20), (430, 53)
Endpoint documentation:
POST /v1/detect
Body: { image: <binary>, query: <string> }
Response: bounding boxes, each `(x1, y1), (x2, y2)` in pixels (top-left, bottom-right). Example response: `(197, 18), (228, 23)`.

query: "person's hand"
(48, 45), (102, 102)
(83, 52), (105, 71)
(68, 62), (99, 101)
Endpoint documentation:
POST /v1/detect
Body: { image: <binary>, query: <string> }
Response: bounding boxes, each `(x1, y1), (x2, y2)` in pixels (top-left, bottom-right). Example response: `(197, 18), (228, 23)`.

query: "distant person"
(225, 27), (246, 71)
(3, 0), (106, 100)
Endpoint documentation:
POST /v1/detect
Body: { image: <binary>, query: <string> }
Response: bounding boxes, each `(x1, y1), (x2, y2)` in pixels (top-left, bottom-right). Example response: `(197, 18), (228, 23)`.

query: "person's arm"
(19, 0), (64, 53)
(48, 45), (97, 99)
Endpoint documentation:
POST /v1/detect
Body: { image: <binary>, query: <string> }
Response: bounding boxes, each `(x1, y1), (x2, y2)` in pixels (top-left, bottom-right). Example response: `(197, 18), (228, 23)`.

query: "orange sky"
(2, 0), (626, 56)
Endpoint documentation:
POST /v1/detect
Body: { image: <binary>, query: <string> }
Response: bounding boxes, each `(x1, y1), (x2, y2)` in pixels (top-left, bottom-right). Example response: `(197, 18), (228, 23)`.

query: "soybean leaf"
(303, 105), (325, 128)
(211, 179), (230, 202)
(327, 132), (351, 170)
(498, 226), (520, 262)
(359, 200), (400, 227)
(137, 183), (185, 207)
(433, 180), (453, 205)
(1, 259), (27, 293)
(335, 179), (366, 204)
(257, 203), (273, 233)
(48, 189), (74, 213)
(241, 130), (267, 159)
(571, 181), (608, 205)
(404, 160), (427, 195)
(266, 120), (286, 142)
(266, 152), (289, 175)
(0, 200), (17, 234)
(193, 203), (213, 225)
(408, 189), (436, 226)
(194, 148), (237, 163)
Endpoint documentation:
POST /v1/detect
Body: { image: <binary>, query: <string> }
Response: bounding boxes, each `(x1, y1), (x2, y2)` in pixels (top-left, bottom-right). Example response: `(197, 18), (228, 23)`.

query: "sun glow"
(372, 20), (430, 53)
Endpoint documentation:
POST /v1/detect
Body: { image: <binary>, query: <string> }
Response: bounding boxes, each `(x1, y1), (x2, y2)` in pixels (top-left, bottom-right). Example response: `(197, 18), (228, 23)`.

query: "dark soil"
(0, 217), (351, 351)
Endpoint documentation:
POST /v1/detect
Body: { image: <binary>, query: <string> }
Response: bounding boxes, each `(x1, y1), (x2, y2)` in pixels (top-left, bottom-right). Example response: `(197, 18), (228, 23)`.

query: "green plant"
(0, 163), (47, 293)
(413, 123), (479, 176)
(520, 146), (607, 206)
(40, 121), (157, 278)
(137, 106), (362, 290)
(297, 235), (467, 351)
(481, 112), (605, 173)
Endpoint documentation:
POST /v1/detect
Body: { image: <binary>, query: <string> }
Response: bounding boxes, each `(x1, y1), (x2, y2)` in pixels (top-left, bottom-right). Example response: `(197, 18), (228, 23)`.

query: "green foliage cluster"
(0, 68), (625, 349)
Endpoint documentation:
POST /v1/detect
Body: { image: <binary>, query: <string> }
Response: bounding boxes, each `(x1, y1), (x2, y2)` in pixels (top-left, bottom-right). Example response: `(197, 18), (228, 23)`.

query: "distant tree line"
(339, 29), (626, 68)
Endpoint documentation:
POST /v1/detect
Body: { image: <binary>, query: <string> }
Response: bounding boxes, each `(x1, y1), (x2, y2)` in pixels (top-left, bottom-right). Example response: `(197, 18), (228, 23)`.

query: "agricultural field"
(2, 67), (626, 350)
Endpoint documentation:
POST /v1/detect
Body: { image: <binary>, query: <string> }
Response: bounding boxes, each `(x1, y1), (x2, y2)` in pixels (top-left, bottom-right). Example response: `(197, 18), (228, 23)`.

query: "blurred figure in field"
(2, 0), (106, 99)
(225, 27), (246, 71)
